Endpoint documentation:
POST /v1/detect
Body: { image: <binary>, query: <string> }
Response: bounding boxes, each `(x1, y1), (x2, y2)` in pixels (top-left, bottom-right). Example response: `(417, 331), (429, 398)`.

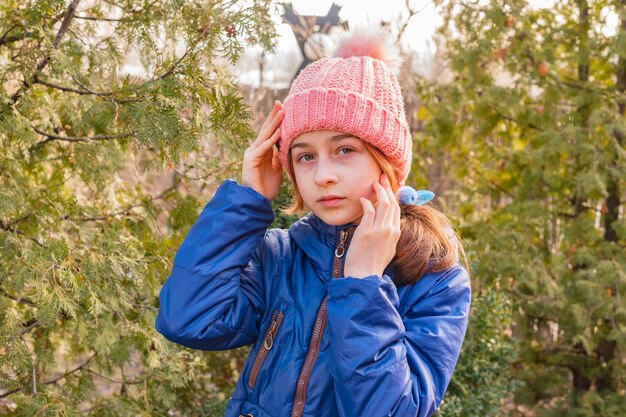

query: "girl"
(156, 28), (471, 417)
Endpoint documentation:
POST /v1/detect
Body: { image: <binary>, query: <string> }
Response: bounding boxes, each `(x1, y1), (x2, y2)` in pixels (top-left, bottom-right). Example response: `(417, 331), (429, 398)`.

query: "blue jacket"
(156, 180), (471, 417)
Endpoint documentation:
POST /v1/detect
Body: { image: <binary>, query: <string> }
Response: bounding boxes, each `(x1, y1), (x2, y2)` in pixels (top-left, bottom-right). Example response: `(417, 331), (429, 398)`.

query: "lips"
(318, 196), (345, 208)
(318, 195), (344, 202)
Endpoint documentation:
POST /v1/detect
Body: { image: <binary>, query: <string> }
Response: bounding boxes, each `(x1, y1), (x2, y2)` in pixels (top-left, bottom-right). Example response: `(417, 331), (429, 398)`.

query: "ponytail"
(363, 142), (467, 285)
(392, 204), (464, 286)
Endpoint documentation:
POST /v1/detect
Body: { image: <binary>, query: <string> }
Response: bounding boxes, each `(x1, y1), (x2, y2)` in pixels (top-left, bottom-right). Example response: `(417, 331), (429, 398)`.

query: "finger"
(254, 110), (283, 147)
(381, 174), (398, 228)
(359, 197), (375, 230)
(253, 103), (283, 146)
(393, 193), (401, 230)
(258, 100), (281, 134)
(256, 110), (284, 147)
(257, 127), (281, 153)
(271, 146), (282, 171)
(372, 181), (390, 228)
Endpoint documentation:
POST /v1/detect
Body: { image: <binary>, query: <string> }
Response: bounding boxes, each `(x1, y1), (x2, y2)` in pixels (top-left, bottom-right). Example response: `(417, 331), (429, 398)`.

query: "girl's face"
(290, 130), (383, 226)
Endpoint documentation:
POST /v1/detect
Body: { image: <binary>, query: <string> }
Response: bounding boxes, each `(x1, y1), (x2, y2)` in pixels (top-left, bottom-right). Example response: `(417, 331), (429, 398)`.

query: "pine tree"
(421, 0), (626, 415)
(0, 0), (276, 414)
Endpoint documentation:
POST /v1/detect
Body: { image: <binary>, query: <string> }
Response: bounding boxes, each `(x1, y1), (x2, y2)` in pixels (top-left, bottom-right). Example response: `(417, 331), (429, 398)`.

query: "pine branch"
(21, 319), (39, 335)
(116, 290), (157, 311)
(75, 177), (181, 222)
(0, 25), (18, 42)
(497, 111), (544, 132)
(47, 353), (97, 383)
(521, 47), (618, 98)
(486, 178), (514, 198)
(102, 0), (159, 14)
(18, 332), (37, 394)
(85, 368), (148, 385)
(172, 160), (238, 180)
(0, 352), (97, 399)
(0, 288), (37, 307)
(0, 213), (33, 229)
(51, 1), (82, 50)
(47, 353), (96, 388)
(0, 26), (36, 47)
(74, 15), (124, 22)
(33, 127), (138, 146)
(0, 219), (46, 248)
(151, 49), (190, 82)
(9, 0), (82, 105)
(0, 33), (30, 47)
(35, 79), (114, 96)
(34, 79), (141, 103)
(0, 387), (21, 399)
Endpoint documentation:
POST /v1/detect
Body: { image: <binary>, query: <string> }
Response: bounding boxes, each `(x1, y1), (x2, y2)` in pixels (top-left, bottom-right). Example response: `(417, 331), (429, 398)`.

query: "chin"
(311, 210), (359, 226)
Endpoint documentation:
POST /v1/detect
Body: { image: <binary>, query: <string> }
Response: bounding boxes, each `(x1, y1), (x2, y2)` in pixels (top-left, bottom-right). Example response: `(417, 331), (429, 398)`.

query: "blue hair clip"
(398, 186), (435, 206)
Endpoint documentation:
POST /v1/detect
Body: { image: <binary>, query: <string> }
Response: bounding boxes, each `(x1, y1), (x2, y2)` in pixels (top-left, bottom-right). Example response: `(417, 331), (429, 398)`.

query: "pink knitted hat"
(278, 28), (412, 185)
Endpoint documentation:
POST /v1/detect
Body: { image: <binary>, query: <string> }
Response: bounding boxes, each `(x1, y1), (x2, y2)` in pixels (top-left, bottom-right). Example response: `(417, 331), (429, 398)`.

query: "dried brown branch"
(397, 0), (436, 44)
(9, 0), (82, 105)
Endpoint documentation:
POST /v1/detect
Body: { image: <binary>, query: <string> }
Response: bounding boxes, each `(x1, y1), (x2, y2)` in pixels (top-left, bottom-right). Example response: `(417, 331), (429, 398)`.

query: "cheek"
(355, 180), (376, 201)
(355, 165), (381, 200)
(293, 170), (313, 201)
(292, 166), (307, 188)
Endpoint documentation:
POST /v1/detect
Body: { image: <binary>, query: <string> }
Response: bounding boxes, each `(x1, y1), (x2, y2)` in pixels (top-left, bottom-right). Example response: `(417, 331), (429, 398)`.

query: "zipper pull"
(334, 229), (348, 258)
(263, 314), (280, 350)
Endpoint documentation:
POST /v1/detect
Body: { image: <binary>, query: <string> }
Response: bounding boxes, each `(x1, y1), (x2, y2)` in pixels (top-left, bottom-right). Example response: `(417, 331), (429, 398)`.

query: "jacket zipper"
(248, 309), (285, 389)
(291, 227), (354, 417)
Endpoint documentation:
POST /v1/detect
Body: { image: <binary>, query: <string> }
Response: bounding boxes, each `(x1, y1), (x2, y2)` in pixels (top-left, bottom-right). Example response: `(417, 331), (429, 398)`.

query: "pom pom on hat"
(331, 26), (402, 74)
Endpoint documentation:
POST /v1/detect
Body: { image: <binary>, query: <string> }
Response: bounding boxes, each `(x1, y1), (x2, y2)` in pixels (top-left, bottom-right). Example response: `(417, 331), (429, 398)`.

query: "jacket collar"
(288, 213), (356, 275)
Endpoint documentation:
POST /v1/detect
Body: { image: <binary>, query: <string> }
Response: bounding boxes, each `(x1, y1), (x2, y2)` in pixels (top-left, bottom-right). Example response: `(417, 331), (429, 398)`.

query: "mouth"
(318, 196), (345, 208)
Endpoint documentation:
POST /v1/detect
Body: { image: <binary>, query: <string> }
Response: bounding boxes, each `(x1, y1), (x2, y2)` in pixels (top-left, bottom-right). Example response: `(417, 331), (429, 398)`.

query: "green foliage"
(437, 286), (520, 417)
(422, 0), (626, 415)
(271, 174), (301, 229)
(0, 0), (276, 414)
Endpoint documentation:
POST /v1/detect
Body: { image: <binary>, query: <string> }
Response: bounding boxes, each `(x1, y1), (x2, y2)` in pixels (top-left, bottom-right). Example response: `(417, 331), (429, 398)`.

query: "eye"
(338, 147), (355, 155)
(296, 153), (315, 162)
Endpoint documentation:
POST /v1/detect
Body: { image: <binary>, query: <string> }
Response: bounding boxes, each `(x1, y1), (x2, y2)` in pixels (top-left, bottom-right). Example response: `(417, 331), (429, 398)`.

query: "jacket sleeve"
(155, 179), (275, 350)
(325, 265), (471, 417)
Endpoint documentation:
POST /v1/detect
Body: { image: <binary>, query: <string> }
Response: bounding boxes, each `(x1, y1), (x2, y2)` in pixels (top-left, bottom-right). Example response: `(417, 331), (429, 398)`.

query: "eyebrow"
(290, 134), (359, 151)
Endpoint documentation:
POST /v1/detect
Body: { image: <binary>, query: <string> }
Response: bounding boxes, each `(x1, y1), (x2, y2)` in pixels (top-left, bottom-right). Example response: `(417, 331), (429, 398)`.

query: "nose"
(314, 157), (338, 187)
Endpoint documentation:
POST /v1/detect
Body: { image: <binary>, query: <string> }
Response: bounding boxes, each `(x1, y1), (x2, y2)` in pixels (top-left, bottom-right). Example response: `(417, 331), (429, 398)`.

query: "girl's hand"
(344, 173), (401, 278)
(242, 101), (285, 201)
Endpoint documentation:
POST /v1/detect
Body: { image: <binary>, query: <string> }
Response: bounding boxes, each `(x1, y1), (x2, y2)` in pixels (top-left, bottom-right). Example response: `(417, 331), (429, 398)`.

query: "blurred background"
(0, 0), (624, 415)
